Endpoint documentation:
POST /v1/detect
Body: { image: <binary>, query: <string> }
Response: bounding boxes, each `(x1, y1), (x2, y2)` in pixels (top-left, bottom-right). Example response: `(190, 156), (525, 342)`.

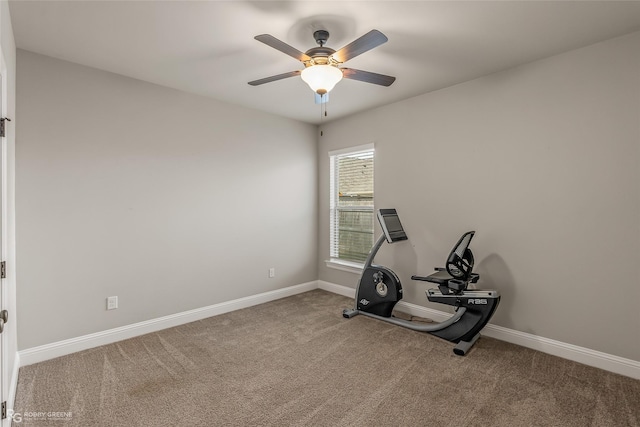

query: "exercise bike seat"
(411, 270), (479, 293)
(411, 269), (467, 285)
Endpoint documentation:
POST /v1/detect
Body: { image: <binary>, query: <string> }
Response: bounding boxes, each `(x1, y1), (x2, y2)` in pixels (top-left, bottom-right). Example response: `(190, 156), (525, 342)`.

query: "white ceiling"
(9, 1), (640, 125)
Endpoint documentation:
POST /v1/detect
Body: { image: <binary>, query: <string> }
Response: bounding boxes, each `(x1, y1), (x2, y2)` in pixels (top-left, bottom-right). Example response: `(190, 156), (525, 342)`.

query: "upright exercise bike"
(343, 209), (500, 355)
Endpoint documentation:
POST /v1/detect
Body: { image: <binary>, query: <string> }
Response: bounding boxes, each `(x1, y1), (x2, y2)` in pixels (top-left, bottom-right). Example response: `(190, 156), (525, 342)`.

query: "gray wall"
(16, 50), (318, 350)
(318, 31), (640, 362)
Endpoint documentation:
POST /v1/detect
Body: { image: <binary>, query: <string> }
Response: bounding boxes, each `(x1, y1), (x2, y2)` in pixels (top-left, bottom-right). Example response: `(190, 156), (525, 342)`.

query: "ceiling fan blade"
(248, 70), (302, 86)
(341, 68), (396, 87)
(331, 30), (388, 63)
(254, 34), (311, 62)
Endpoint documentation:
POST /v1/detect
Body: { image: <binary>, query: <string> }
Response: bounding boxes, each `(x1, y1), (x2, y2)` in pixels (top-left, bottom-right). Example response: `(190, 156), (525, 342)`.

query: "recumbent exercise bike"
(342, 209), (500, 355)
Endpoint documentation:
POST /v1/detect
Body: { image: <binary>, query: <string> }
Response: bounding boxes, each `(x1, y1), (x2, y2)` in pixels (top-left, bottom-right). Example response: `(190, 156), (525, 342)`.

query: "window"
(329, 144), (374, 266)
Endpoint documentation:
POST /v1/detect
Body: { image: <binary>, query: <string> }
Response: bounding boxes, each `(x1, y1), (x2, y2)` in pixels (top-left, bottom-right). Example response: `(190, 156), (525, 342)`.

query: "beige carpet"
(13, 290), (640, 426)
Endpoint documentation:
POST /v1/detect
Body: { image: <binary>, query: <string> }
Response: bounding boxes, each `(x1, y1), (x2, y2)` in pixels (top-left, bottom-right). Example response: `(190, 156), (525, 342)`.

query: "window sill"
(325, 259), (364, 274)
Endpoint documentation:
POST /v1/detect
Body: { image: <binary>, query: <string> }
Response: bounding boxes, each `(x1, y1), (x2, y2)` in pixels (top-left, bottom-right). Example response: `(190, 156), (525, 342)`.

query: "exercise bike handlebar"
(363, 234), (388, 269)
(364, 209), (409, 269)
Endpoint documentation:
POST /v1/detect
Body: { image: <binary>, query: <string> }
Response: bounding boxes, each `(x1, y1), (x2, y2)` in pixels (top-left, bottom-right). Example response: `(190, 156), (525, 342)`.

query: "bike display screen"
(377, 209), (408, 243)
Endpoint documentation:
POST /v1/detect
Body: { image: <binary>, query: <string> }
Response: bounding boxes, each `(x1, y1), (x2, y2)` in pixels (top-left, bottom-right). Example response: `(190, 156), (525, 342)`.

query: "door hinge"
(1, 401), (6, 419)
(0, 117), (10, 138)
(1, 261), (5, 279)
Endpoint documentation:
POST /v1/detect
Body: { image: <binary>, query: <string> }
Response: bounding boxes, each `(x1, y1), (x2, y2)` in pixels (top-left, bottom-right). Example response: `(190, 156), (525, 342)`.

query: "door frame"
(0, 43), (11, 426)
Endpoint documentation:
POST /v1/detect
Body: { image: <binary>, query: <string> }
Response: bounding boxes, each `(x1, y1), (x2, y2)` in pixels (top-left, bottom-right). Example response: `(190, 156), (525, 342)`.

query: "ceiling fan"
(248, 29), (396, 99)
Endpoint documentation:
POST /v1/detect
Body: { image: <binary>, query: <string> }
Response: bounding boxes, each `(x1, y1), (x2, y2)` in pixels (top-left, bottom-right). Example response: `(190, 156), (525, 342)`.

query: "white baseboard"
(6, 351), (19, 414)
(19, 281), (318, 367)
(319, 281), (640, 380)
(17, 280), (640, 380)
(318, 280), (355, 298)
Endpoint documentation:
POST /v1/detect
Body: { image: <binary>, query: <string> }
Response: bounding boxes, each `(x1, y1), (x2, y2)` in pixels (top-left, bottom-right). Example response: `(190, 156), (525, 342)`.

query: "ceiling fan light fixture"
(301, 65), (343, 95)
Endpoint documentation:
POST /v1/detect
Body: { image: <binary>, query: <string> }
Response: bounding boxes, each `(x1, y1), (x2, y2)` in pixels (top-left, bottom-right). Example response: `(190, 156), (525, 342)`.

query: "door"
(0, 71), (5, 424)
(0, 69), (10, 425)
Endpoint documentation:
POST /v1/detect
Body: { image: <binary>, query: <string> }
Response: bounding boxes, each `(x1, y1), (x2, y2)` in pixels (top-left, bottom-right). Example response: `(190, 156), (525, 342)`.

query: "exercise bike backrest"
(446, 231), (476, 281)
(411, 230), (479, 295)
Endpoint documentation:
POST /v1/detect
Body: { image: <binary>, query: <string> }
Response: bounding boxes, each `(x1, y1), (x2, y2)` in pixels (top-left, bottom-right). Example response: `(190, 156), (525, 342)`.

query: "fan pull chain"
(318, 93), (329, 124)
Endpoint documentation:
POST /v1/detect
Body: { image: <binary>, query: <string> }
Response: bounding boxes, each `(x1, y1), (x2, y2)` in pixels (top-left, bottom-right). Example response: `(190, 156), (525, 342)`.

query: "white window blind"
(329, 145), (375, 263)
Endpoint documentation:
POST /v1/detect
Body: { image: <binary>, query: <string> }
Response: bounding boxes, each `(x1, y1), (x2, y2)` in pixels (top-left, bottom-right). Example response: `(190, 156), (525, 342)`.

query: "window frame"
(326, 143), (375, 273)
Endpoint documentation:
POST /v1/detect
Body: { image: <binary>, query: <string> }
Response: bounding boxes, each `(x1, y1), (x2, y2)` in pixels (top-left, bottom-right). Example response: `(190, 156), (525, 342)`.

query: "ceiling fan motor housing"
(304, 46), (337, 66)
(305, 30), (338, 67)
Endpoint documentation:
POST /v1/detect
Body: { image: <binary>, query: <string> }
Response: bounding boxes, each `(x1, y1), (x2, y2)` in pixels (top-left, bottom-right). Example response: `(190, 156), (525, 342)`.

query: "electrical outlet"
(107, 296), (118, 310)
(269, 268), (275, 278)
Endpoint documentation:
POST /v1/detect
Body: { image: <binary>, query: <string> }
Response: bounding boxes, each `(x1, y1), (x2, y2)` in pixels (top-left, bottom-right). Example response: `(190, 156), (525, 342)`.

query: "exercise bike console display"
(377, 209), (408, 243)
(343, 209), (501, 356)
